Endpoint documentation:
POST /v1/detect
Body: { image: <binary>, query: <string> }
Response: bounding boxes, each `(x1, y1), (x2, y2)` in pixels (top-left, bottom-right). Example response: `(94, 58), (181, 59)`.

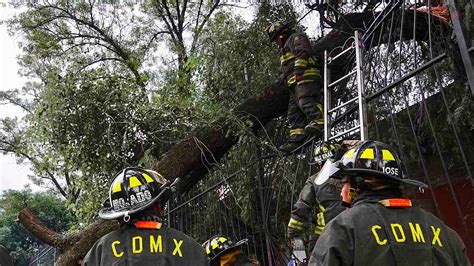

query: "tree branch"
(39, 4), (145, 87)
(190, 0), (219, 55)
(16, 208), (68, 250)
(0, 141), (68, 198)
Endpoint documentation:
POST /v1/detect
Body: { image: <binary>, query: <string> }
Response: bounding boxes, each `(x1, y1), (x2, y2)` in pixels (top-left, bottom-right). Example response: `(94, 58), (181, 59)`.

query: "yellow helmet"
(202, 235), (248, 262)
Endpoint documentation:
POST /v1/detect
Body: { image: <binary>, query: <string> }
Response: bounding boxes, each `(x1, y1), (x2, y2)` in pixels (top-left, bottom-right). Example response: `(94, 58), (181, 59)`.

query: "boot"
(304, 119), (323, 137)
(279, 131), (307, 153)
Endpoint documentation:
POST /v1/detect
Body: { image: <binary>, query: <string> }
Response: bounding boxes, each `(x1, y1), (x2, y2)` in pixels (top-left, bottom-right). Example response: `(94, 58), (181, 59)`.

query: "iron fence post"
(255, 137), (273, 266)
(447, 0), (474, 96)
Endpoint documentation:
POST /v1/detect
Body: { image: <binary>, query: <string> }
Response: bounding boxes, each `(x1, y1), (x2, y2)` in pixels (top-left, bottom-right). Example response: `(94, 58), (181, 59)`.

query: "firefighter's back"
(83, 225), (208, 266)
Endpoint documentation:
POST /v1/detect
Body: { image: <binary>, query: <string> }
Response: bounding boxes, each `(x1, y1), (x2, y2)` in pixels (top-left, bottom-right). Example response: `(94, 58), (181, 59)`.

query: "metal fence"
(28, 245), (57, 266)
(166, 132), (317, 265)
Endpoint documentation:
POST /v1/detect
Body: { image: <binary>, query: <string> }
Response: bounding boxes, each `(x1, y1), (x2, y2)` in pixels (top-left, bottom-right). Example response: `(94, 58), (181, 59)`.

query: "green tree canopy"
(1, 1), (301, 223)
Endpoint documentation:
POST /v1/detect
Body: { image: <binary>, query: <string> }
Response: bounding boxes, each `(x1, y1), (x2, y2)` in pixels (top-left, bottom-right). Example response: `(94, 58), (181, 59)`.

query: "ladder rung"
(329, 98), (357, 113)
(329, 70), (357, 88)
(328, 45), (354, 64)
(329, 126), (360, 141)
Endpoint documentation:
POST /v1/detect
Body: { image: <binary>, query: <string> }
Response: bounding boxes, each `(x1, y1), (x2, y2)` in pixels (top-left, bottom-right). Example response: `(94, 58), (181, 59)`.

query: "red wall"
(414, 179), (474, 262)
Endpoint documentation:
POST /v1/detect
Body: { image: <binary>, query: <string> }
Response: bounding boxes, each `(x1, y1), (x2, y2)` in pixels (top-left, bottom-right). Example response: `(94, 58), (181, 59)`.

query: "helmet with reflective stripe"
(202, 235), (248, 262)
(336, 141), (427, 188)
(266, 21), (290, 41)
(99, 167), (167, 220)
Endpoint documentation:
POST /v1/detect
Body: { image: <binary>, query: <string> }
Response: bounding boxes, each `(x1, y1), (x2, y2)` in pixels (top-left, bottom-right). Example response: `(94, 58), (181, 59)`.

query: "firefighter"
(287, 141), (347, 259)
(266, 21), (324, 153)
(202, 235), (255, 266)
(308, 141), (470, 265)
(82, 167), (208, 265)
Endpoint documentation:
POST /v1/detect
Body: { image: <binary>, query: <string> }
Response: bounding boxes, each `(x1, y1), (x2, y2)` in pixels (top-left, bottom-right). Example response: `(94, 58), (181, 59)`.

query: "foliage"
(167, 120), (311, 262)
(1, 0), (306, 224)
(196, 11), (277, 109)
(0, 188), (75, 265)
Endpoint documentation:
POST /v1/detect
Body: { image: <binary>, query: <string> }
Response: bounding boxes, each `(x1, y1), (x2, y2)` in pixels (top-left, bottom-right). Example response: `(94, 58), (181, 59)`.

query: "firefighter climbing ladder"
(323, 30), (368, 141)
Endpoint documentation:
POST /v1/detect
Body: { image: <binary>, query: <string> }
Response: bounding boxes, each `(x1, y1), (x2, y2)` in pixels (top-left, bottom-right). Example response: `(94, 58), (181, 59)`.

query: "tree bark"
(55, 220), (119, 265)
(17, 208), (68, 249)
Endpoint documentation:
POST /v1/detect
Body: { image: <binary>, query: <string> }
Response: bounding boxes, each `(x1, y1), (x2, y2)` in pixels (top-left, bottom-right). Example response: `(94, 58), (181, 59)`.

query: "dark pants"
(307, 236), (318, 256)
(287, 79), (323, 130)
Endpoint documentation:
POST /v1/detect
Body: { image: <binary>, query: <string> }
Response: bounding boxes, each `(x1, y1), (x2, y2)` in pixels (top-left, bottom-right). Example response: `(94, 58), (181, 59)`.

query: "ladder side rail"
(324, 50), (330, 141)
(354, 30), (368, 141)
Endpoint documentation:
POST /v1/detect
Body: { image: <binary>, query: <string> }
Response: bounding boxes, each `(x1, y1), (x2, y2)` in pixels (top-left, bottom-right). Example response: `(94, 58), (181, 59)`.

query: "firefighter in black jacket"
(202, 235), (254, 266)
(266, 21), (324, 152)
(287, 142), (346, 254)
(309, 141), (470, 265)
(82, 167), (208, 265)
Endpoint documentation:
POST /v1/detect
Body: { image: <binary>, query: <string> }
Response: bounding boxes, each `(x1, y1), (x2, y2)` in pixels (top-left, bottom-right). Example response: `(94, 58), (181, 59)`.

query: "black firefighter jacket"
(309, 190), (470, 266)
(83, 224), (209, 266)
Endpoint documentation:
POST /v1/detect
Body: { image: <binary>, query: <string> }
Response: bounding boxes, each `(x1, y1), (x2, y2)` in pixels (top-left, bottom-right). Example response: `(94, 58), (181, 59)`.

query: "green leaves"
(195, 11), (278, 110)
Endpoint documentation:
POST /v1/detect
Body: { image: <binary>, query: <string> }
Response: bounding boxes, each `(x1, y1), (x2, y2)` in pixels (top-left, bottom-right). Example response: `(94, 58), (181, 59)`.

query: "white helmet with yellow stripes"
(99, 167), (168, 220)
(315, 141), (428, 189)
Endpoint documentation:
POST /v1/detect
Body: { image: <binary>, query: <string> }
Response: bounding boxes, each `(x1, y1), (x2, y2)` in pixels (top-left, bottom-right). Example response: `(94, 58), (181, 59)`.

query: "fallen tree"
(19, 79), (291, 265)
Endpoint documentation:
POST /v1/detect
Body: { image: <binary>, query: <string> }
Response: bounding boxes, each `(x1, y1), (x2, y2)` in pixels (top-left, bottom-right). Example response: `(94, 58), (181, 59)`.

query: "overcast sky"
(0, 3), (40, 194)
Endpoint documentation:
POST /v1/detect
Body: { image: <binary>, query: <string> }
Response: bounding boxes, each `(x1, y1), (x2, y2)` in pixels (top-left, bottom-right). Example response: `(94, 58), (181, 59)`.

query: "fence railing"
(29, 245), (57, 266)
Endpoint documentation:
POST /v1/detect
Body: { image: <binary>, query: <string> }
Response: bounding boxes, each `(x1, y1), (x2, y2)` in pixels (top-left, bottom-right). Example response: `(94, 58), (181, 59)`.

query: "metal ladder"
(323, 31), (368, 141)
